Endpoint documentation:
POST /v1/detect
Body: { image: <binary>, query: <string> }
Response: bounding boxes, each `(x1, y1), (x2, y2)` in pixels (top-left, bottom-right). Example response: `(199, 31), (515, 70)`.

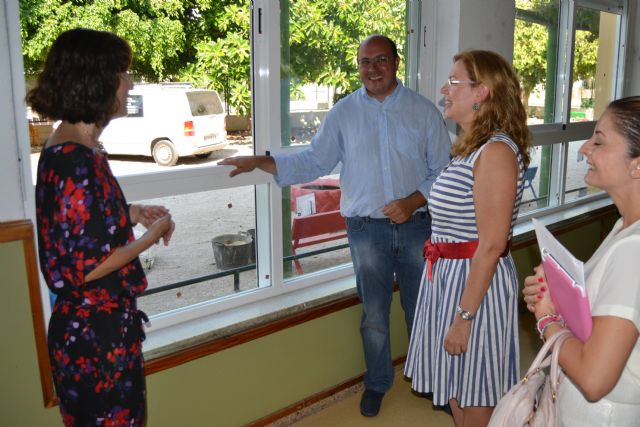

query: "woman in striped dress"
(404, 50), (531, 427)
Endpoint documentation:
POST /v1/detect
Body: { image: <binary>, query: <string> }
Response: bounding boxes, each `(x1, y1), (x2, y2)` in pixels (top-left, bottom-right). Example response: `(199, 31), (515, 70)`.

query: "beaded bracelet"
(535, 314), (564, 340)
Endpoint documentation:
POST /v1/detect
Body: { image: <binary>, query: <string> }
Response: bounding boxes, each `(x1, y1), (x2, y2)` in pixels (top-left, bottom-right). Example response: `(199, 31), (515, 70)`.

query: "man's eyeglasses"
(358, 55), (393, 67)
(447, 77), (477, 86)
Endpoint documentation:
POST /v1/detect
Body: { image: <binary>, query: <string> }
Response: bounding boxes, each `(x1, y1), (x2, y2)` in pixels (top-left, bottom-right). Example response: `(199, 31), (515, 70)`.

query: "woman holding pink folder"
(523, 96), (640, 425)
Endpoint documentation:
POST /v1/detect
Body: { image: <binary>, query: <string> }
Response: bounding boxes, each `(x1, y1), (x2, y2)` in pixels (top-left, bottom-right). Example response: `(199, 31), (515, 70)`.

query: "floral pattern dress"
(36, 142), (148, 427)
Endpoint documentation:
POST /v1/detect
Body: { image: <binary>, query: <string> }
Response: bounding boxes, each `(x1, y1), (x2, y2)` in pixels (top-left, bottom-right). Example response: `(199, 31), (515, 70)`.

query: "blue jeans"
(346, 212), (431, 393)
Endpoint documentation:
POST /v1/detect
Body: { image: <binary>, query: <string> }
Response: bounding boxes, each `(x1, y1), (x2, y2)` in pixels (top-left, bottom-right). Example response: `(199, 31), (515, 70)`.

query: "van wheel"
(152, 140), (178, 166)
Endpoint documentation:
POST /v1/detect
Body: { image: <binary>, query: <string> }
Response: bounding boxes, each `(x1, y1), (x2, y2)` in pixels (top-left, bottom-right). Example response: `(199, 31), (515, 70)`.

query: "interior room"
(1, 1), (638, 426)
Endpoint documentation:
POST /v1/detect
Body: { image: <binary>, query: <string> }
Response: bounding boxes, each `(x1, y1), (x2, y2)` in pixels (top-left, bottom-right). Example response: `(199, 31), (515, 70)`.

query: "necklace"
(94, 140), (107, 155)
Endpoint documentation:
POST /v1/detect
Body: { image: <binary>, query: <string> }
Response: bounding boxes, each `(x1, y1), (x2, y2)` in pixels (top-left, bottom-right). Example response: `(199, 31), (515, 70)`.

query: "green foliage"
(514, 0), (599, 108)
(20, 0), (403, 115)
(581, 97), (594, 109)
(573, 5), (599, 81)
(288, 0), (405, 96)
(20, 0), (191, 79)
(180, 2), (251, 115)
(514, 18), (548, 98)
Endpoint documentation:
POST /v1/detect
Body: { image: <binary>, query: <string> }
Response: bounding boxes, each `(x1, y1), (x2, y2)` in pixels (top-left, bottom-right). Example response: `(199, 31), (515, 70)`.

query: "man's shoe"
(360, 389), (385, 417)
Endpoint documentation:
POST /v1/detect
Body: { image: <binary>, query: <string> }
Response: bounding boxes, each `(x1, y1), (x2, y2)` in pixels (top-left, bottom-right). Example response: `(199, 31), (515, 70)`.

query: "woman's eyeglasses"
(447, 77), (477, 86)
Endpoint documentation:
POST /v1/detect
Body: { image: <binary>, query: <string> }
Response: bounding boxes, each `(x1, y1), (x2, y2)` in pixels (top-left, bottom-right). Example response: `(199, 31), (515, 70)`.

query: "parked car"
(100, 83), (227, 166)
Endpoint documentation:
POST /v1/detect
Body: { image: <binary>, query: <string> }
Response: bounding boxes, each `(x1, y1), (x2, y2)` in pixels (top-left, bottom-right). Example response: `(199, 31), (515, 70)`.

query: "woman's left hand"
(131, 204), (170, 228)
(522, 264), (556, 318)
(444, 318), (472, 355)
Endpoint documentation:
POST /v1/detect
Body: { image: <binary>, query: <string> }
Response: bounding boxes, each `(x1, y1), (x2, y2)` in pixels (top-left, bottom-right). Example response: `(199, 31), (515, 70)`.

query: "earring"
(472, 102), (480, 111)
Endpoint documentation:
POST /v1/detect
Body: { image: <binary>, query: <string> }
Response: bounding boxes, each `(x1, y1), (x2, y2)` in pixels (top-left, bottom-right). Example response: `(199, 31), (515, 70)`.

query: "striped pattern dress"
(404, 134), (524, 407)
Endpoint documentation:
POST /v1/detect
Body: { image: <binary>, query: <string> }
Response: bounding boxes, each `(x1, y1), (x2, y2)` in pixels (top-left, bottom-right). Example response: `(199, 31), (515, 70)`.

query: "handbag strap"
(548, 329), (573, 398)
(524, 328), (573, 379)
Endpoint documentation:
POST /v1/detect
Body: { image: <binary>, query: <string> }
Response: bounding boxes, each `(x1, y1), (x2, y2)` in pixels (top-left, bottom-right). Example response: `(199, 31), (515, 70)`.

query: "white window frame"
(517, 0), (627, 222)
(20, 0), (629, 354)
(124, 0), (419, 338)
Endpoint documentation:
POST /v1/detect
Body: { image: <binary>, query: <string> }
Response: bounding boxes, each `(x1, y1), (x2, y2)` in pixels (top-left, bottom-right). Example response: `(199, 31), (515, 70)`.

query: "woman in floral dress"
(27, 28), (174, 427)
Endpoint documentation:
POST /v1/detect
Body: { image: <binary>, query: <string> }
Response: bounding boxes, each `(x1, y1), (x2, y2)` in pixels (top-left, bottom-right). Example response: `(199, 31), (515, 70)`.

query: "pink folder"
(541, 249), (592, 342)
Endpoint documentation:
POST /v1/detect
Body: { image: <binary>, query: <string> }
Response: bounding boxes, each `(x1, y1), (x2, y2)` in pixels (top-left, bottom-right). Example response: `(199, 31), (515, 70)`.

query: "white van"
(100, 84), (227, 166)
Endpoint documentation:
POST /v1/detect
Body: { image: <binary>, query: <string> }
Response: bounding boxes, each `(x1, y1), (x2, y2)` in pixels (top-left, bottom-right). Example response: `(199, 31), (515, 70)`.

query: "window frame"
(515, 0), (627, 219)
(24, 0), (629, 364)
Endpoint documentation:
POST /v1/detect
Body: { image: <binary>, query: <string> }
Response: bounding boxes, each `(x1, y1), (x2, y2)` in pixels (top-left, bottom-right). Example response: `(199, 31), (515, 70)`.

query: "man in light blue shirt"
(219, 35), (450, 417)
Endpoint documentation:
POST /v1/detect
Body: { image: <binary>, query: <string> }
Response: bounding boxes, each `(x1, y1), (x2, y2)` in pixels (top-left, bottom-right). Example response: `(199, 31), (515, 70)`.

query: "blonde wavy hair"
(451, 50), (531, 167)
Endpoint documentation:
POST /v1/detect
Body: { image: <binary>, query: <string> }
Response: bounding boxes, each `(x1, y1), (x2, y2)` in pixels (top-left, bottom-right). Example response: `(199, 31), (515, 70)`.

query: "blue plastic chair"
(523, 166), (538, 199)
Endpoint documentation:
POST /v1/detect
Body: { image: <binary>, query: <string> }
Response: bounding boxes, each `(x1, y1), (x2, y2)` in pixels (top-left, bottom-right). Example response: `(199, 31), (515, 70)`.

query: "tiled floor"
(290, 371), (455, 427)
(274, 307), (539, 427)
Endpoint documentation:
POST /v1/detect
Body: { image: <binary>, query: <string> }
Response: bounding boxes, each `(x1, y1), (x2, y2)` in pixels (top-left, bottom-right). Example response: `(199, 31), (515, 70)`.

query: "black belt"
(352, 211), (428, 224)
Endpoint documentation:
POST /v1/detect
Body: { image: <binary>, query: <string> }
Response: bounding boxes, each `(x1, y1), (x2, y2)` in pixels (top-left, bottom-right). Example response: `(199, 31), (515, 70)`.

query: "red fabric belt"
(423, 239), (511, 281)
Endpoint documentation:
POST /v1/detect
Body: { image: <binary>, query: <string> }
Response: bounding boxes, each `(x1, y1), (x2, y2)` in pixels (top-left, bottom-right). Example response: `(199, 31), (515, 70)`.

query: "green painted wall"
(145, 299), (411, 426)
(0, 211), (617, 426)
(0, 241), (59, 426)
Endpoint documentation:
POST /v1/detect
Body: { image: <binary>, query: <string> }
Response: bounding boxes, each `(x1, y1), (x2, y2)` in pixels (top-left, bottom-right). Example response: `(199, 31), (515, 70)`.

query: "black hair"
(607, 96), (640, 158)
(26, 28), (132, 127)
(359, 35), (399, 58)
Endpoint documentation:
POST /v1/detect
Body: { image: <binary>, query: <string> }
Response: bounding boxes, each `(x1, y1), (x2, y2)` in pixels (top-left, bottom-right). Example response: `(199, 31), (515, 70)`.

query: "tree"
(288, 0), (405, 97)
(513, 0), (599, 112)
(513, 18), (548, 111)
(573, 7), (599, 100)
(19, 0), (406, 115)
(19, 1), (249, 78)
(19, 0), (200, 79)
(180, 2), (251, 115)
(184, 0), (405, 115)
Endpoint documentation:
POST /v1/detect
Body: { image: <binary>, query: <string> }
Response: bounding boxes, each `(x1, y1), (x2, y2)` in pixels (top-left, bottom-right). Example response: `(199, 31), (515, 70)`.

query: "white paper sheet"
(532, 218), (586, 296)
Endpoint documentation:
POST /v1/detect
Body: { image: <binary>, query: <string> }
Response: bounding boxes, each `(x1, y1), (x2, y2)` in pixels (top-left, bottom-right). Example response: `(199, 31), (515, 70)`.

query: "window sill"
(512, 196), (614, 248)
(143, 196), (616, 374)
(143, 275), (360, 373)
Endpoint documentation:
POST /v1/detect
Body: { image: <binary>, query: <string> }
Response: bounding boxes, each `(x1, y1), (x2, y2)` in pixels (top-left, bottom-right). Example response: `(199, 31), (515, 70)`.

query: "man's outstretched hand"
(217, 155), (276, 177)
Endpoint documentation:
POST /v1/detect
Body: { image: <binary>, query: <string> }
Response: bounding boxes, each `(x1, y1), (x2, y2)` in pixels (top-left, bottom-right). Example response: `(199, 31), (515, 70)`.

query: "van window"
(126, 95), (144, 117)
(187, 91), (224, 116)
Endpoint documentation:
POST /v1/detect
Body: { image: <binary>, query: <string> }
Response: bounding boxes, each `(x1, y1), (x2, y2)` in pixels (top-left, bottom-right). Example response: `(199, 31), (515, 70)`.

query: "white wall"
(459, 0), (516, 60)
(419, 0), (516, 134)
(0, 0), (32, 222)
(625, 0), (640, 95)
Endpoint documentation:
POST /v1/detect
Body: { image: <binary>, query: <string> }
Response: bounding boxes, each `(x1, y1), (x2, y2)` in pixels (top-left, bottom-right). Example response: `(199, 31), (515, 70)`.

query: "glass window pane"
(569, 7), (619, 123)
(283, 174), (351, 278)
(187, 90), (225, 116)
(520, 146), (549, 214)
(563, 139), (603, 202)
(514, 0), (560, 125)
(282, 0), (407, 149)
(280, 1), (406, 277)
(26, 4), (253, 168)
(135, 186), (259, 316)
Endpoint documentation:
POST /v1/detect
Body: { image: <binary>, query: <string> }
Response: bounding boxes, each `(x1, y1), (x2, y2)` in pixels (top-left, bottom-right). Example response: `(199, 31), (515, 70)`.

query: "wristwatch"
(456, 305), (475, 321)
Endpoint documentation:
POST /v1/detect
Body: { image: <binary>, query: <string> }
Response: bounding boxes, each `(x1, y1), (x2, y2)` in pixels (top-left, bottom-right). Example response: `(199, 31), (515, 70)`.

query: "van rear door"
(186, 90), (227, 147)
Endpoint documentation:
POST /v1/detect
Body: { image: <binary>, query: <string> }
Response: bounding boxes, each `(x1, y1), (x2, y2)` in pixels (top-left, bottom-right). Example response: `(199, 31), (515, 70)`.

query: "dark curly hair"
(26, 28), (132, 127)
